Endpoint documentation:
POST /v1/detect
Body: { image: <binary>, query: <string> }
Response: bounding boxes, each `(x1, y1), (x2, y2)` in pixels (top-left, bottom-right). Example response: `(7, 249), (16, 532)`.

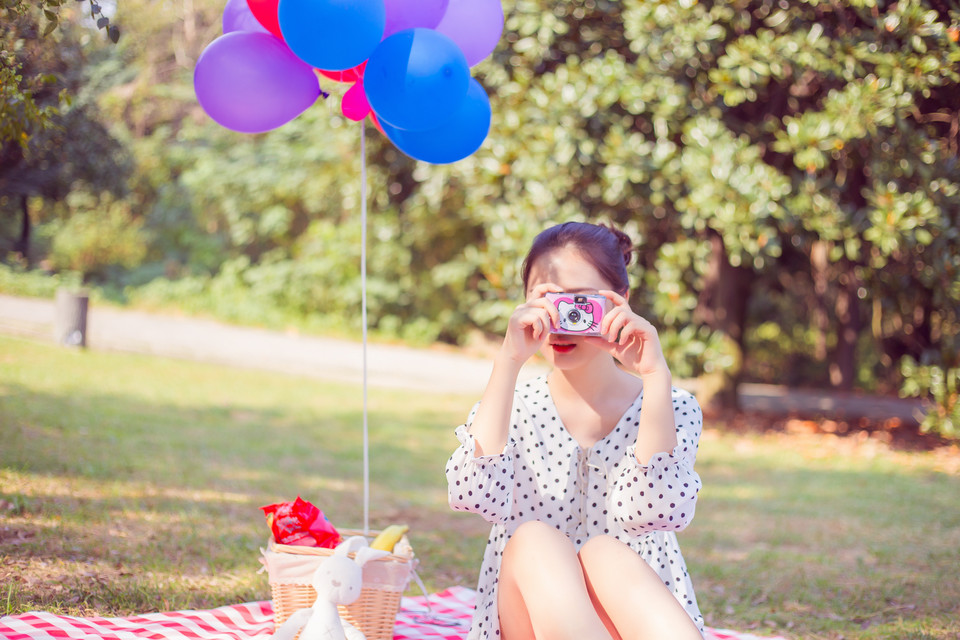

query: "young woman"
(446, 222), (705, 639)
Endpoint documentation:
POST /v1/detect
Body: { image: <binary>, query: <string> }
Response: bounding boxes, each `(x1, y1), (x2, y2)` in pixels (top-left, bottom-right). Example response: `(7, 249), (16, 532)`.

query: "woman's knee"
(578, 534), (664, 595)
(504, 520), (572, 559)
(500, 523), (615, 640)
(501, 521), (584, 592)
(511, 519), (566, 542)
(578, 534), (629, 568)
(578, 535), (702, 640)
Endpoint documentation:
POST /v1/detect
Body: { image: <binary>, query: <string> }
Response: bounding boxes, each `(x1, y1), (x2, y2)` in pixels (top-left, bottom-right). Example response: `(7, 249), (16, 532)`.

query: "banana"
(370, 524), (409, 552)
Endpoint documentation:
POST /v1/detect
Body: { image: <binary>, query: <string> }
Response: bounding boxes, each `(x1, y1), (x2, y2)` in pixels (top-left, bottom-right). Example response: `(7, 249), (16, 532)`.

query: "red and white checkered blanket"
(0, 586), (786, 640)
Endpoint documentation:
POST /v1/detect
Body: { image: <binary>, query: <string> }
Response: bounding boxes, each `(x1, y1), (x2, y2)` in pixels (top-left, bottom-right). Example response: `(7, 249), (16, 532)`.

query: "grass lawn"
(1, 334), (958, 639)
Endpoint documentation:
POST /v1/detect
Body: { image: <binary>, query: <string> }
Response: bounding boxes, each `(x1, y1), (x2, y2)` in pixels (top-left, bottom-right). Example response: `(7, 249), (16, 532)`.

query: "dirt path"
(0, 293), (924, 423)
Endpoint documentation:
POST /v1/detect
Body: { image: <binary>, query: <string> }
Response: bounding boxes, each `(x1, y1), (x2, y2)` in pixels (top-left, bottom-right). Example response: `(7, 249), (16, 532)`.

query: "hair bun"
(602, 223), (634, 268)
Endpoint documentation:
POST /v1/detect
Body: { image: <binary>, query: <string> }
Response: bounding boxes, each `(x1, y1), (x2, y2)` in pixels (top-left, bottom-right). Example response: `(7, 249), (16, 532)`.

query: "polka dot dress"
(445, 375), (705, 638)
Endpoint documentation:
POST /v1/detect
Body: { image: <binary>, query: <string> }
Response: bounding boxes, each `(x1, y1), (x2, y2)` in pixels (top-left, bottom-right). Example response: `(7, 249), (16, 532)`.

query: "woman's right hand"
(500, 282), (561, 364)
(470, 283), (560, 457)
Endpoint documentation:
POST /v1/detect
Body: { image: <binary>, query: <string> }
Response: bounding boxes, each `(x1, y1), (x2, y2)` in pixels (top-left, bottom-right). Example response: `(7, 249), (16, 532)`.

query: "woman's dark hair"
(521, 222), (634, 295)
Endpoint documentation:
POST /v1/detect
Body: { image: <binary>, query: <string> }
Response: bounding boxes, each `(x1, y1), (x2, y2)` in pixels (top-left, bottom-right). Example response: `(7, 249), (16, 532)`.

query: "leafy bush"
(660, 325), (740, 381)
(0, 262), (81, 298)
(48, 192), (148, 282)
(4, 0), (959, 418)
(900, 357), (960, 440)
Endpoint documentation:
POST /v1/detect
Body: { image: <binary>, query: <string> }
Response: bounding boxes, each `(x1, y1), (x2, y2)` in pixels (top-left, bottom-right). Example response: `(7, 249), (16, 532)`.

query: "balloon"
(342, 81), (371, 121)
(319, 61), (366, 84)
(194, 31), (321, 133)
(368, 110), (385, 135)
(382, 0), (449, 38)
(279, 0), (385, 71)
(246, 0), (282, 38)
(364, 28), (469, 132)
(380, 77), (490, 164)
(224, 0), (270, 34)
(435, 0), (504, 66)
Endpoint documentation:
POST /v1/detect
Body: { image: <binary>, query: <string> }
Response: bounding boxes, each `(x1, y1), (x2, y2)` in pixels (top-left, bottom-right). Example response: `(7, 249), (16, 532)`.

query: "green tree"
(0, 0), (119, 149)
(21, 0), (957, 432)
(426, 0), (960, 411)
(1, 6), (130, 265)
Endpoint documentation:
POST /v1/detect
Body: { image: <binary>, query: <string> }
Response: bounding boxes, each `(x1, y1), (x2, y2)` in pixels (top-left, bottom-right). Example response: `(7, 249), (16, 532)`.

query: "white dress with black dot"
(445, 375), (705, 638)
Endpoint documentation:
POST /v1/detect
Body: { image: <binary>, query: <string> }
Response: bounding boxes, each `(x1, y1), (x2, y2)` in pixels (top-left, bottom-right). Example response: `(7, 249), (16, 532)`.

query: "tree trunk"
(829, 265), (861, 391)
(15, 195), (31, 267)
(694, 229), (753, 410)
(810, 240), (830, 363)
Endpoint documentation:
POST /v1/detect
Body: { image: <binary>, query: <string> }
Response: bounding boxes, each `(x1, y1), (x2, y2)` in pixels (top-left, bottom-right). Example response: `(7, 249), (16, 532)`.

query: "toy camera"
(545, 292), (606, 336)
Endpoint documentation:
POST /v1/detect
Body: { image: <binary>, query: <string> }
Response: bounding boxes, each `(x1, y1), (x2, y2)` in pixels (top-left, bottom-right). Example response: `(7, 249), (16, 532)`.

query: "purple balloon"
(435, 0), (503, 66)
(222, 0), (270, 34)
(383, 0), (449, 38)
(194, 32), (320, 134)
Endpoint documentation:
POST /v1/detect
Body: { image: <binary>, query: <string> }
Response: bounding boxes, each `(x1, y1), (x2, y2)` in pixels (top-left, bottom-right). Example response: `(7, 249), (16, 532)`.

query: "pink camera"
(545, 292), (606, 336)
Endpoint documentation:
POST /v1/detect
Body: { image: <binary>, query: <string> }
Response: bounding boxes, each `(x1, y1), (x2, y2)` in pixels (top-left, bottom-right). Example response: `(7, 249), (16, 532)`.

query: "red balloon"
(368, 110), (385, 136)
(246, 0), (282, 39)
(319, 61), (367, 83)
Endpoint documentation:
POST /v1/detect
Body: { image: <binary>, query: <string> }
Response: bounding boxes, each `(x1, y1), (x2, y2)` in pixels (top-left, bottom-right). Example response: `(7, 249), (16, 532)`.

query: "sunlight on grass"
(2, 335), (959, 639)
(685, 429), (960, 638)
(2, 470), (251, 504)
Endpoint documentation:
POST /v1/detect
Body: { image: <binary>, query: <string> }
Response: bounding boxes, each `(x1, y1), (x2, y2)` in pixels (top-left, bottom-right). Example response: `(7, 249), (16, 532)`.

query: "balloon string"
(361, 118), (370, 537)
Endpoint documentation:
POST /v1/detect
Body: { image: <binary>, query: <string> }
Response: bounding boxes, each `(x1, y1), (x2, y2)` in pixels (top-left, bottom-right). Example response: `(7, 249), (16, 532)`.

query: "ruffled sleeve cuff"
(453, 424), (517, 460)
(609, 441), (702, 534)
(445, 425), (517, 524)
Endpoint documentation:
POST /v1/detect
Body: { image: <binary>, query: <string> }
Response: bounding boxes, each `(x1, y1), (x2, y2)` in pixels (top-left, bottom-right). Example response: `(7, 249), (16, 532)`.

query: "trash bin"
(54, 288), (89, 348)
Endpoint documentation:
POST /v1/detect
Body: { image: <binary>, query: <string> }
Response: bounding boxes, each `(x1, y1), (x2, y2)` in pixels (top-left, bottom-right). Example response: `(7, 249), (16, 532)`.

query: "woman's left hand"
(584, 290), (671, 380)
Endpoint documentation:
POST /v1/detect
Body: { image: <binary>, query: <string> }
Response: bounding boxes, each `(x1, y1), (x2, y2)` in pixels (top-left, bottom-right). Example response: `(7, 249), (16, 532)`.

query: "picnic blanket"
(0, 586), (787, 640)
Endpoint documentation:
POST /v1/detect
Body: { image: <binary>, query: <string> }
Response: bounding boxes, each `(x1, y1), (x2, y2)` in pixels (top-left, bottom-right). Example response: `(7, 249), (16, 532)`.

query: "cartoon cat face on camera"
(545, 293), (606, 336)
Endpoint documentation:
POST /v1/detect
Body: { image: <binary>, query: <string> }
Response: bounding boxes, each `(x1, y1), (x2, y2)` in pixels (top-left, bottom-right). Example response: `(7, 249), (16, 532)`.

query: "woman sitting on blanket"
(446, 221), (705, 640)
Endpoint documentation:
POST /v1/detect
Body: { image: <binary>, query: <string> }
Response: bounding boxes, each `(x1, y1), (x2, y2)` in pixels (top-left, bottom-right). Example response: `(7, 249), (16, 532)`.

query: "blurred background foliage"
(1, 0), (958, 438)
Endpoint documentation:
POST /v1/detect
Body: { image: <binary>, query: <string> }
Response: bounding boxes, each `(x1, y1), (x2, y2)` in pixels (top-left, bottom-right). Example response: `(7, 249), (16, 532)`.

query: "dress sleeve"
(445, 402), (518, 525)
(609, 388), (703, 535)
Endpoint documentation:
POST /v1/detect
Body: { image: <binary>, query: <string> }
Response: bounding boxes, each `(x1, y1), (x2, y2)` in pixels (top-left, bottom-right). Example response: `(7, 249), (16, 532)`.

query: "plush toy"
(269, 536), (389, 640)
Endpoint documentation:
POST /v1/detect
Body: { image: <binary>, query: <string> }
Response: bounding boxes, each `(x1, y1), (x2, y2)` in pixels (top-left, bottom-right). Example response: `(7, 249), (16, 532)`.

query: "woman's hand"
(471, 283), (561, 457)
(585, 290), (671, 380)
(499, 282), (562, 364)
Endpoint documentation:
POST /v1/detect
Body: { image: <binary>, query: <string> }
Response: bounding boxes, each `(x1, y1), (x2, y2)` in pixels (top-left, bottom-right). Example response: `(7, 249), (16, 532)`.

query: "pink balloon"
(194, 32), (320, 133)
(383, 0), (449, 38)
(435, 0), (503, 66)
(342, 81), (371, 121)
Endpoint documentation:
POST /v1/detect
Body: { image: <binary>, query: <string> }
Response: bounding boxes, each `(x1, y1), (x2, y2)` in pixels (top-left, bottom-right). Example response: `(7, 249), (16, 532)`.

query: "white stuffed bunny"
(270, 536), (389, 640)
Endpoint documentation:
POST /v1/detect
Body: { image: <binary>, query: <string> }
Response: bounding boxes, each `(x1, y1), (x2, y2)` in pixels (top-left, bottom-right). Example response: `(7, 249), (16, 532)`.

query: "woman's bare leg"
(498, 521), (613, 640)
(578, 535), (703, 640)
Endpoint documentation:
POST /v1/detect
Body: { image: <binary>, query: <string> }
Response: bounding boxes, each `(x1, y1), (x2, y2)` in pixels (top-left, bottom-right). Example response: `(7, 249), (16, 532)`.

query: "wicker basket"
(261, 529), (415, 640)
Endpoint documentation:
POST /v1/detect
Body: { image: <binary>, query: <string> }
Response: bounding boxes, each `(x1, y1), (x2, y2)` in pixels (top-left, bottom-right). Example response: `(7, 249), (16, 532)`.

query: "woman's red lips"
(551, 343), (575, 354)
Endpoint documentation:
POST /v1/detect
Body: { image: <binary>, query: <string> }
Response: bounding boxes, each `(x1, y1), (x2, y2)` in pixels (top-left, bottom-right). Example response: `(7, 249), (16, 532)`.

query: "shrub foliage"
(1, 0), (958, 435)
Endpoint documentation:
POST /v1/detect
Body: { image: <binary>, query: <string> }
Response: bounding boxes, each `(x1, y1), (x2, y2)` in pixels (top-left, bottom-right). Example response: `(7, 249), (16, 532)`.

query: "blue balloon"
(364, 28), (469, 132)
(380, 77), (491, 164)
(278, 0), (385, 71)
